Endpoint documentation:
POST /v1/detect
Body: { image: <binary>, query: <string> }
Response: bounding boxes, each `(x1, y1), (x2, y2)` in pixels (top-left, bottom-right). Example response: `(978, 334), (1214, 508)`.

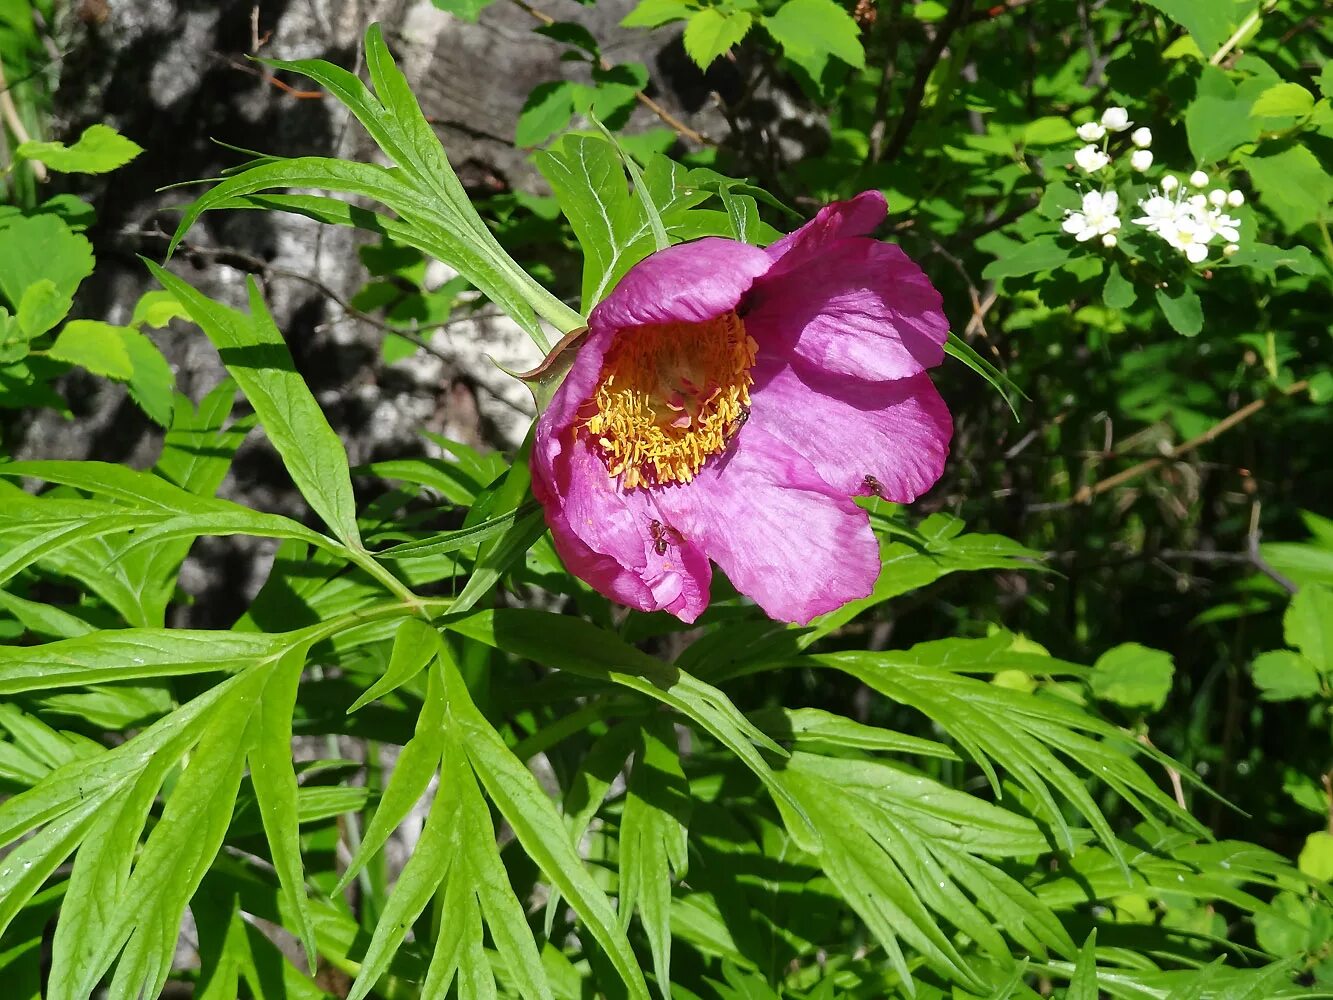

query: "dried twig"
(881, 0), (974, 164)
(1062, 379), (1311, 508)
(0, 56), (46, 181)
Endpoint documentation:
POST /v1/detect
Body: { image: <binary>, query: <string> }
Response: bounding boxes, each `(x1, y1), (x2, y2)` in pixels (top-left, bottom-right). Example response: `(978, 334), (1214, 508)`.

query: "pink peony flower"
(531, 191), (952, 625)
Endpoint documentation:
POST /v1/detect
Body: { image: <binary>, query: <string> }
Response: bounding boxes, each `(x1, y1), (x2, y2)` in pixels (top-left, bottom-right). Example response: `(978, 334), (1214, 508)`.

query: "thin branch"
(880, 0), (974, 164)
(0, 56), (45, 181)
(1138, 733), (1187, 811)
(1062, 379), (1310, 507)
(508, 0), (713, 148)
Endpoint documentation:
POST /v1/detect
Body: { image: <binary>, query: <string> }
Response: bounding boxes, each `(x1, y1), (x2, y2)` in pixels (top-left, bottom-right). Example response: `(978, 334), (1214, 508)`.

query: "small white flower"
(1223, 243), (1240, 257)
(1102, 233), (1118, 248)
(1133, 194), (1180, 233)
(1189, 170), (1209, 188)
(1076, 121), (1106, 142)
(1074, 145), (1111, 173)
(1188, 194), (1208, 210)
(1101, 106), (1132, 131)
(1130, 149), (1154, 172)
(1203, 209), (1241, 243)
(1208, 189), (1227, 207)
(1227, 189), (1245, 207)
(1131, 126), (1152, 148)
(1063, 189), (1122, 242)
(1161, 174), (1179, 193)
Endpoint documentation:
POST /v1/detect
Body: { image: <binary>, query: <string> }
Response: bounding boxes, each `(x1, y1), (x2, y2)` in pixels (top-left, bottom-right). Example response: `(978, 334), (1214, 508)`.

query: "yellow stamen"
(582, 311), (757, 489)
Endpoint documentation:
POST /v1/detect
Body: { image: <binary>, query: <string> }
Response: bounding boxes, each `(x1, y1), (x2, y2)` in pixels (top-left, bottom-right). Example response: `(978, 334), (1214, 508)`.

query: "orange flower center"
(582, 312), (758, 489)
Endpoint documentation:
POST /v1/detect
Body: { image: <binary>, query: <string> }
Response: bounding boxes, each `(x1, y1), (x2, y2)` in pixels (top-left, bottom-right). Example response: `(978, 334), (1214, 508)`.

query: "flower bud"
(1076, 121), (1106, 142)
(1189, 170), (1209, 188)
(1101, 106), (1131, 131)
(1223, 243), (1239, 257)
(1131, 126), (1152, 147)
(1102, 233), (1118, 248)
(1188, 194), (1207, 209)
(1161, 174), (1179, 193)
(1208, 189), (1227, 207)
(1227, 189), (1245, 207)
(1130, 149), (1154, 172)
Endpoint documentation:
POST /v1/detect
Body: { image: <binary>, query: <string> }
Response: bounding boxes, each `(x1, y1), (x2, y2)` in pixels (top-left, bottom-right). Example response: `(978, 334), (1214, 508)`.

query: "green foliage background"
(0, 1), (1331, 998)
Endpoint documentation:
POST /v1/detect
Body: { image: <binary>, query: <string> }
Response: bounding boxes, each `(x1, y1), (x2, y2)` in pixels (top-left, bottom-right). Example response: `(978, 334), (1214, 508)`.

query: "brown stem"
(1067, 380), (1310, 507)
(880, 0), (974, 164)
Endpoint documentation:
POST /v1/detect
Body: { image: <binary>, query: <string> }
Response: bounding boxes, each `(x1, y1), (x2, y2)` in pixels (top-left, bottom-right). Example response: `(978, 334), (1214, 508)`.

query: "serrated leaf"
(682, 8), (754, 69)
(15, 124), (143, 174)
(1251, 650), (1322, 701)
(764, 0), (865, 80)
(47, 320), (134, 379)
(119, 326), (176, 426)
(1141, 0), (1232, 53)
(0, 214), (94, 308)
(17, 279), (71, 339)
(1284, 584), (1333, 674)
(1090, 643), (1175, 712)
(1250, 82), (1314, 119)
(1297, 832), (1333, 881)
(622, 0), (695, 28)
(981, 236), (1072, 279)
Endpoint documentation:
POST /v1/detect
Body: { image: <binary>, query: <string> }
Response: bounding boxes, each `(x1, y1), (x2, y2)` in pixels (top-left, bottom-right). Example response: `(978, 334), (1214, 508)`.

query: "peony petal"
(745, 237), (948, 382)
(532, 434), (712, 622)
(749, 358), (952, 502)
(764, 190), (888, 269)
(589, 238), (772, 333)
(652, 426), (879, 625)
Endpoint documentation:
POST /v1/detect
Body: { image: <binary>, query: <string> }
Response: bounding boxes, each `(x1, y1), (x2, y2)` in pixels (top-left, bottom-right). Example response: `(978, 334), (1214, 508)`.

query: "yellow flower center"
(582, 311), (758, 490)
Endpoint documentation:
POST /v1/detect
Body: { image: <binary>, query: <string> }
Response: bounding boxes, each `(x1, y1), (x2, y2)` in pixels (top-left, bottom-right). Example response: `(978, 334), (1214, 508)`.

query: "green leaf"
(1285, 584), (1333, 673)
(120, 326), (177, 426)
(17, 279), (71, 339)
(131, 290), (190, 329)
(348, 616), (439, 711)
(246, 645), (318, 968)
(682, 8), (754, 69)
(622, 0), (695, 28)
(442, 654), (646, 999)
(46, 320), (134, 379)
(1228, 241), (1319, 276)
(620, 716), (691, 998)
(981, 236), (1072, 279)
(430, 0), (497, 20)
(15, 124), (143, 174)
(1297, 832), (1333, 882)
(1103, 262), (1136, 309)
(1090, 643), (1175, 712)
(1243, 145), (1333, 233)
(1141, 0), (1232, 53)
(764, 0), (865, 80)
(516, 80), (580, 148)
(146, 265), (362, 547)
(1066, 931), (1098, 1000)
(0, 214), (94, 309)
(1250, 83), (1315, 119)
(1185, 68), (1260, 165)
(1155, 284), (1203, 337)
(1251, 650), (1322, 701)
(944, 331), (1027, 419)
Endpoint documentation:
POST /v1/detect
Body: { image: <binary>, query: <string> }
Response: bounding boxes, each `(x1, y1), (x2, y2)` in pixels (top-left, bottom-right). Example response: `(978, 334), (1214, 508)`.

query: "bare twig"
(0, 56), (46, 181)
(508, 0), (713, 147)
(1245, 500), (1298, 595)
(1062, 380), (1311, 508)
(880, 0), (974, 164)
(1138, 733), (1187, 810)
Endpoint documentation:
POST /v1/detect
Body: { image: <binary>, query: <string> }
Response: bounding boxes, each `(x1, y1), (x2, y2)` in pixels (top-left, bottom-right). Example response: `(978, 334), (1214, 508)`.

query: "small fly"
(862, 474), (886, 498)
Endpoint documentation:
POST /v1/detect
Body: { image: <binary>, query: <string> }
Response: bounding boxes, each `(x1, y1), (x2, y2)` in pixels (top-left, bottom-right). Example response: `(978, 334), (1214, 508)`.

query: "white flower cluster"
(1062, 106), (1245, 266)
(1133, 171), (1244, 263)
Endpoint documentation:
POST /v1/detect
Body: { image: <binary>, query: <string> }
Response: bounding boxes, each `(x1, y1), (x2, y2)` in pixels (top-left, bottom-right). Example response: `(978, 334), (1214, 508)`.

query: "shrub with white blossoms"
(1064, 106), (1245, 267)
